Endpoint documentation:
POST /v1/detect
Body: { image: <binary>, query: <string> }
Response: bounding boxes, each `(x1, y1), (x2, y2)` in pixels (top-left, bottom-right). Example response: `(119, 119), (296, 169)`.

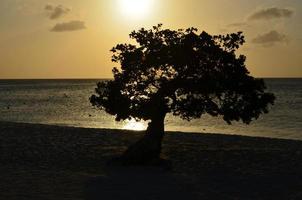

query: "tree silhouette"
(90, 24), (275, 164)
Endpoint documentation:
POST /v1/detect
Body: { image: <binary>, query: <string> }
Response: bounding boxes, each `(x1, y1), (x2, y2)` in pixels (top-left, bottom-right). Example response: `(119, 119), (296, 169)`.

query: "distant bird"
(7, 106), (10, 110)
(89, 114), (92, 117)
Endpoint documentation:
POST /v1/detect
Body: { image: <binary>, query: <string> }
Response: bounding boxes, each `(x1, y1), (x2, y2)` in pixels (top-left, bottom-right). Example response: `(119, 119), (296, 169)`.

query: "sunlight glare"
(118, 0), (153, 18)
(122, 118), (146, 131)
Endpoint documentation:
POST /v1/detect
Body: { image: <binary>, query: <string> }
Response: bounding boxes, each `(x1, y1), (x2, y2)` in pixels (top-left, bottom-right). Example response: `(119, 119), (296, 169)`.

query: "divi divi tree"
(90, 24), (275, 164)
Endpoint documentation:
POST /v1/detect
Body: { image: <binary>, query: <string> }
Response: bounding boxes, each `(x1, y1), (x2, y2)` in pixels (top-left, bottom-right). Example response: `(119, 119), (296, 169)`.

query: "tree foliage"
(91, 24), (275, 125)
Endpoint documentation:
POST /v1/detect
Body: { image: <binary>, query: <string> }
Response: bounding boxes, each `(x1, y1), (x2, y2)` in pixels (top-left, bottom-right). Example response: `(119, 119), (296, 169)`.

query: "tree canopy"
(91, 24), (275, 125)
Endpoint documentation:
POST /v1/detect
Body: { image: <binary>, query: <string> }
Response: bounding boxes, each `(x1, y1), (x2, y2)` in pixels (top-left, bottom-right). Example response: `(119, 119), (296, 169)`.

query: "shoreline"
(1, 120), (300, 142)
(1, 121), (302, 199)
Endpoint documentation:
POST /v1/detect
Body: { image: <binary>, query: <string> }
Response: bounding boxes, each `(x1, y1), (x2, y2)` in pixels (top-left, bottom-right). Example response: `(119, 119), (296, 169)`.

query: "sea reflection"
(122, 118), (147, 131)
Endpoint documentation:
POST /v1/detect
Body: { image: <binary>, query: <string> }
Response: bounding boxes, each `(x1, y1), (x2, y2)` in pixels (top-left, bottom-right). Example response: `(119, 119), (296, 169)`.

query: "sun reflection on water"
(122, 118), (147, 131)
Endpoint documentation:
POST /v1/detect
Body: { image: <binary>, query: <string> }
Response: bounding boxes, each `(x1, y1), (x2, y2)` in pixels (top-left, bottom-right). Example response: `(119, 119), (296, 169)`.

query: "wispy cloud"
(227, 22), (248, 28)
(252, 30), (289, 47)
(248, 7), (294, 21)
(45, 4), (71, 20)
(50, 20), (86, 32)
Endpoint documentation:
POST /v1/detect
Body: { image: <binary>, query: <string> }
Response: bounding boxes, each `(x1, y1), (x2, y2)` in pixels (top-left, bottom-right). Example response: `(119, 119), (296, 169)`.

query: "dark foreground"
(0, 121), (302, 200)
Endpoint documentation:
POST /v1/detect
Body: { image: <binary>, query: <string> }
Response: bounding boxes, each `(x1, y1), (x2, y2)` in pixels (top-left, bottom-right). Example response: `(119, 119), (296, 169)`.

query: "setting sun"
(117, 0), (153, 18)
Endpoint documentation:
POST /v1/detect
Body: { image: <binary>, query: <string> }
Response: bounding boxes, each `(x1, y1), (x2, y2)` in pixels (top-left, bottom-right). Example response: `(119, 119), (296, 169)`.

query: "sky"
(0, 0), (301, 79)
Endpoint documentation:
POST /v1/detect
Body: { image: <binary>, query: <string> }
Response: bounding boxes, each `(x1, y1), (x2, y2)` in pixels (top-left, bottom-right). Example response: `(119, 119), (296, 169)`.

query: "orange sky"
(0, 0), (301, 78)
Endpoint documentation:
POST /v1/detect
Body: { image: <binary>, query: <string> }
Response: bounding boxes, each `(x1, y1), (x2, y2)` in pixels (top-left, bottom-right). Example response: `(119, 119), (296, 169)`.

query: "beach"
(1, 121), (302, 200)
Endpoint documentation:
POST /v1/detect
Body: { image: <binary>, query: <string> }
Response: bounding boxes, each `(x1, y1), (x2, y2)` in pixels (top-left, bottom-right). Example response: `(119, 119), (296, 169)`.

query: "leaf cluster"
(91, 24), (275, 124)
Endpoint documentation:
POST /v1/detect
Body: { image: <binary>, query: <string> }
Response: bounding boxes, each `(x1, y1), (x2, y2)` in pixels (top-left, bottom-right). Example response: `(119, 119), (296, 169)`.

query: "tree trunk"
(119, 113), (166, 165)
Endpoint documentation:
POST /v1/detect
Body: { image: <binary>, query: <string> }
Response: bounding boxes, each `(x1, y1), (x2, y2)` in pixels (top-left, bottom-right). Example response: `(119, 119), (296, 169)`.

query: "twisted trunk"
(120, 112), (166, 165)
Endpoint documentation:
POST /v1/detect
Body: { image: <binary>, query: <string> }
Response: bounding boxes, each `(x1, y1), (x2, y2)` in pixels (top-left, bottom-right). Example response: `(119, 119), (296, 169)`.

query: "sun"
(117, 0), (153, 18)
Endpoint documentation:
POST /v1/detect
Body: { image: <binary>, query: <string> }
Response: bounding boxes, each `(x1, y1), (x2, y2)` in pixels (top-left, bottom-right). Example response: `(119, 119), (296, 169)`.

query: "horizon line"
(0, 77), (302, 80)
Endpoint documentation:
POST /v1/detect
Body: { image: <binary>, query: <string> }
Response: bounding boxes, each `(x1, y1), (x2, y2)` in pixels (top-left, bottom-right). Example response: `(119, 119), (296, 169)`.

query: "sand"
(1, 121), (302, 200)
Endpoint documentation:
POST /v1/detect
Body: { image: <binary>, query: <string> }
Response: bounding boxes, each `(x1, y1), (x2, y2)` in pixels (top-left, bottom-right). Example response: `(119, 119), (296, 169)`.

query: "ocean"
(0, 79), (301, 140)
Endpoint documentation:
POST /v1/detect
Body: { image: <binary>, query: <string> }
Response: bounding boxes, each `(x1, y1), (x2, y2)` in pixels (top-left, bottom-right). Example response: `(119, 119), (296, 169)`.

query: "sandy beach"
(1, 121), (302, 200)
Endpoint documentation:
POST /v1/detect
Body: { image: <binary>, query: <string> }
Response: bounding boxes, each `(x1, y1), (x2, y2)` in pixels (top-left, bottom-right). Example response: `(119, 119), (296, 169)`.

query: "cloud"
(227, 22), (248, 28)
(45, 4), (71, 19)
(252, 30), (289, 46)
(45, 4), (53, 11)
(248, 7), (294, 21)
(50, 20), (86, 32)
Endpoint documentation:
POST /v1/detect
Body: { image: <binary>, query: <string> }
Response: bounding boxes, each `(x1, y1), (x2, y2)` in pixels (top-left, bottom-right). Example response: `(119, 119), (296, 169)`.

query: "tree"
(90, 24), (275, 164)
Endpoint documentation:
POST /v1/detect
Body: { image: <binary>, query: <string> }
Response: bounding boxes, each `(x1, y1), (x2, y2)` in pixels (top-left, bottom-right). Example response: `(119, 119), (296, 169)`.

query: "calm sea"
(0, 79), (301, 140)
